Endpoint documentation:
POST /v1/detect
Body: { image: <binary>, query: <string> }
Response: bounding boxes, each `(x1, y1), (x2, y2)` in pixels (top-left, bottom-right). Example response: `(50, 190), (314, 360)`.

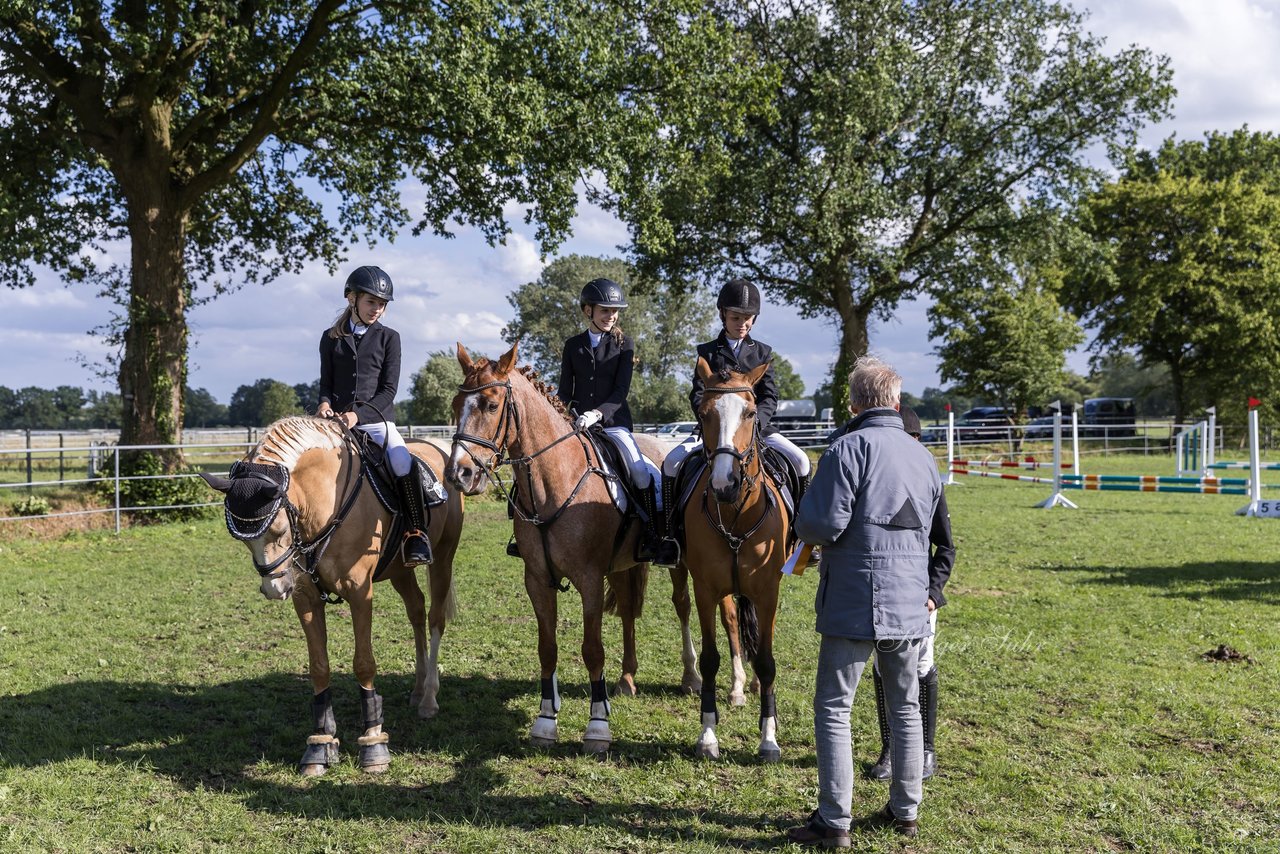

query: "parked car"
(954, 406), (1017, 442)
(1022, 415), (1058, 440)
(653, 421), (698, 444)
(1082, 397), (1136, 437)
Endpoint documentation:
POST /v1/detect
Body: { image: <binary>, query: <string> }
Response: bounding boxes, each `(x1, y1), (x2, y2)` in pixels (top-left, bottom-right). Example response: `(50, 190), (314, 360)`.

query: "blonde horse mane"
(250, 416), (348, 470)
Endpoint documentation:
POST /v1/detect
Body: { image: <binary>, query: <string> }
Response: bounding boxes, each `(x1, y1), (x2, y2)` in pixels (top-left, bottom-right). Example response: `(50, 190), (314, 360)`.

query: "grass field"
(1, 453), (1278, 852)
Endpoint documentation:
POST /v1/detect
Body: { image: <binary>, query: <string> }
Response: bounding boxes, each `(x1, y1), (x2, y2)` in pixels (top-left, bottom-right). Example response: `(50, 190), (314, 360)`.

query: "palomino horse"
(200, 416), (464, 775)
(683, 357), (792, 762)
(446, 341), (702, 753)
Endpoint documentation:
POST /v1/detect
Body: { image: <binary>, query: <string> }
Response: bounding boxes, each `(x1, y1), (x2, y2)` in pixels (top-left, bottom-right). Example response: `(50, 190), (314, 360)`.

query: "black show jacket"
(557, 330), (635, 430)
(689, 331), (780, 436)
(318, 321), (401, 425)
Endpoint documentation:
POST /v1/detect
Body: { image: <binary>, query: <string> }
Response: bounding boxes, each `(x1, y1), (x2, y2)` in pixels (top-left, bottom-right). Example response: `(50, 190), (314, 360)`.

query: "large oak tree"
(0, 1), (760, 467)
(606, 0), (1172, 413)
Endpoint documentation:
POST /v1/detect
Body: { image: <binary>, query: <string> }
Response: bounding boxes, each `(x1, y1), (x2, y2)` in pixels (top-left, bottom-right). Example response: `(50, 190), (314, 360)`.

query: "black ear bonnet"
(221, 461), (291, 540)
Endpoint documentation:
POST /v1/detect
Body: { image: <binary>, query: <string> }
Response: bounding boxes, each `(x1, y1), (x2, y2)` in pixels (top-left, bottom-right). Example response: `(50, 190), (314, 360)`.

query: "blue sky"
(5, 0), (1280, 405)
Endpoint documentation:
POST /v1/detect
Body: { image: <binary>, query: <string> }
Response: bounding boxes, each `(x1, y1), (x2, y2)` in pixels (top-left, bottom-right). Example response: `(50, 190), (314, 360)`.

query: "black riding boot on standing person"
(396, 464), (433, 567)
(868, 664), (938, 781)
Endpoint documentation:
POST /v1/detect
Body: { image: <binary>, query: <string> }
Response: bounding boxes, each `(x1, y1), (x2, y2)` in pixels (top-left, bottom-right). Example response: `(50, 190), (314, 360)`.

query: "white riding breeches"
(662, 436), (702, 477)
(764, 432), (811, 476)
(356, 420), (412, 477)
(604, 427), (658, 499)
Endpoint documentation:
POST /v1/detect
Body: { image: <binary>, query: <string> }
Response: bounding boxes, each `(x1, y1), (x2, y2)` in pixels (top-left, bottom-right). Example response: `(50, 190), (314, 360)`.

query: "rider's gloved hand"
(574, 409), (602, 431)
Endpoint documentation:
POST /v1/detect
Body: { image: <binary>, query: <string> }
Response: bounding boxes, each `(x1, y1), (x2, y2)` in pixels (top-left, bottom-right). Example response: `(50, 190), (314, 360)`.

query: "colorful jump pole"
(943, 406), (958, 486)
(1237, 405), (1264, 517)
(1036, 402), (1077, 509)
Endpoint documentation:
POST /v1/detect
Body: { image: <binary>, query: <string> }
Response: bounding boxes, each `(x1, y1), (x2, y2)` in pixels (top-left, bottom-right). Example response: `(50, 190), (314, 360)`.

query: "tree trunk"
(831, 274), (871, 417)
(118, 186), (189, 471)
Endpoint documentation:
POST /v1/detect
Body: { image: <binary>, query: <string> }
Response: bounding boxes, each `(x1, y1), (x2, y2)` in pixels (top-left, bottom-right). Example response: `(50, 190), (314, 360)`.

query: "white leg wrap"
(530, 672), (561, 745)
(583, 699), (613, 753)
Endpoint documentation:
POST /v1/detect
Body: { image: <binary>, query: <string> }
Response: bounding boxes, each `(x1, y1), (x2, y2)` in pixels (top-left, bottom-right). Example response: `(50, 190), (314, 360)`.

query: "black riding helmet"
(717, 278), (761, 316)
(579, 277), (628, 309)
(345, 265), (394, 302)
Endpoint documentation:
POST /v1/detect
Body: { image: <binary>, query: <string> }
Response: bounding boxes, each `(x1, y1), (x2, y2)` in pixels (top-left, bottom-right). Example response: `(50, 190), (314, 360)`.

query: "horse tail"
(603, 565), (649, 618)
(735, 593), (760, 662)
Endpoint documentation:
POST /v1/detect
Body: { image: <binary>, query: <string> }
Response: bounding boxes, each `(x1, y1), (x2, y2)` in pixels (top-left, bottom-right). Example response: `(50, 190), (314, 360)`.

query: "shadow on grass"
(0, 672), (783, 847)
(1035, 559), (1280, 604)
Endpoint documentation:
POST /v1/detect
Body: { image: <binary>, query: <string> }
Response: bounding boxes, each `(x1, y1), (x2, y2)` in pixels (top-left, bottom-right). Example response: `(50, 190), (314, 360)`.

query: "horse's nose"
(713, 477), (741, 505)
(446, 462), (470, 490)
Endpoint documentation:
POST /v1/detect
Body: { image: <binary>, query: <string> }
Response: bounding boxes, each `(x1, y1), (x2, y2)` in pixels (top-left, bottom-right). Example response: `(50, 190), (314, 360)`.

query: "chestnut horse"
(445, 341), (702, 753)
(200, 416), (464, 775)
(683, 357), (792, 762)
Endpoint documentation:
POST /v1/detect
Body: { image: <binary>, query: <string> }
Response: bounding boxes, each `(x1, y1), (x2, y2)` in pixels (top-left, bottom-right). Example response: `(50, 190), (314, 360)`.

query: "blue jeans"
(815, 635), (923, 828)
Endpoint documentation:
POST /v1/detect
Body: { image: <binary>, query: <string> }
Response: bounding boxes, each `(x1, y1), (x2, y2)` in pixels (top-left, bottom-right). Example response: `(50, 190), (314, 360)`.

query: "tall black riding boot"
(868, 662), (893, 781)
(653, 472), (680, 565)
(396, 471), (433, 567)
(635, 482), (661, 562)
(921, 666), (938, 780)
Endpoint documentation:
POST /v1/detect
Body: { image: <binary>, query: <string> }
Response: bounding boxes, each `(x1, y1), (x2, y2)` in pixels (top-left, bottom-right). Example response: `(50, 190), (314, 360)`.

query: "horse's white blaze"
(709, 393), (747, 491)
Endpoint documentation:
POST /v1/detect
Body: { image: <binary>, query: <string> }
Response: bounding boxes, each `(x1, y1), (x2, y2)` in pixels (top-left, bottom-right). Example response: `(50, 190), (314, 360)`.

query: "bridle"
(223, 430), (366, 602)
(696, 383), (777, 592)
(451, 373), (616, 590)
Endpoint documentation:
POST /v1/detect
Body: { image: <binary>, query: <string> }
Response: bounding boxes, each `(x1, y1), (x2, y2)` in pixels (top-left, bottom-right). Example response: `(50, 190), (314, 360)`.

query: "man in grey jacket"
(786, 356), (949, 846)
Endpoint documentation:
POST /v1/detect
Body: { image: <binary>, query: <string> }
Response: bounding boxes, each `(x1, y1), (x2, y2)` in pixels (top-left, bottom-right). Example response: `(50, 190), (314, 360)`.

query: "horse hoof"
(682, 676), (702, 695)
(582, 738), (612, 755)
(612, 678), (638, 698)
(531, 716), (559, 746)
(729, 691), (747, 708)
(299, 763), (328, 777)
(759, 745), (782, 763)
(417, 700), (440, 719)
(358, 735), (391, 773)
(695, 742), (721, 761)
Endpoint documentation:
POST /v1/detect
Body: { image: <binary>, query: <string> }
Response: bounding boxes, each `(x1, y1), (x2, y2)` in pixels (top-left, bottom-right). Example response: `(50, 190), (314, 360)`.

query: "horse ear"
(746, 359), (771, 388)
(456, 342), (474, 372)
(695, 356), (713, 383)
(496, 340), (519, 377)
(198, 471), (232, 493)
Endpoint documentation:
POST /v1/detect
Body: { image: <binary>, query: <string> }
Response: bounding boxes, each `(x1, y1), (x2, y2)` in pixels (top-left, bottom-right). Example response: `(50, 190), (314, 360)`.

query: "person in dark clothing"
(557, 277), (661, 559)
(656, 277), (811, 565)
(318, 265), (435, 566)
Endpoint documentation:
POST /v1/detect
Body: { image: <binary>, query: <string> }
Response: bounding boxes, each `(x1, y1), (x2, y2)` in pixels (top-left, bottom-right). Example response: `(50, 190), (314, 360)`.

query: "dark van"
(1083, 397), (1136, 437)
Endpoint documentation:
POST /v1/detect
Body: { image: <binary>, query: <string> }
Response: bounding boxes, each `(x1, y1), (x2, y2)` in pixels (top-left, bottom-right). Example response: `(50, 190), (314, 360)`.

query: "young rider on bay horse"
(656, 277), (812, 565)
(556, 277), (663, 560)
(317, 265), (435, 566)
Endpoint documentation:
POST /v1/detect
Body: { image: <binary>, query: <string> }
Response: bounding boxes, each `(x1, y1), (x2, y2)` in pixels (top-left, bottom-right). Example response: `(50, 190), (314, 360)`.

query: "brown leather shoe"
(864, 803), (918, 837)
(784, 810), (851, 848)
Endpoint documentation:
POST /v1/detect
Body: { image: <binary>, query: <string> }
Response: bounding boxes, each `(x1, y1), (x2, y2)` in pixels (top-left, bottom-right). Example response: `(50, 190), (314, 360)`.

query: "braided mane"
(517, 365), (571, 421)
(251, 416), (347, 470)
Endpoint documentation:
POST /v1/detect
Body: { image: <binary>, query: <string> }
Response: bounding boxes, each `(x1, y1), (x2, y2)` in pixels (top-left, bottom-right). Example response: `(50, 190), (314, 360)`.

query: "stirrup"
(402, 530), (432, 566)
(506, 536), (522, 558)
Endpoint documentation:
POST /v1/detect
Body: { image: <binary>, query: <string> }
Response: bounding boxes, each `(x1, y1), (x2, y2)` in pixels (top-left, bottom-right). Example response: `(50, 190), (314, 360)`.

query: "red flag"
(1248, 397), (1261, 408)
(945, 403), (952, 412)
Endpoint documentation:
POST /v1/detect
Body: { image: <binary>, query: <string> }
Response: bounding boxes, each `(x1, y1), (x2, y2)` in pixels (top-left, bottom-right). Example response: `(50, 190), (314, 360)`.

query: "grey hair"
(847, 355), (902, 409)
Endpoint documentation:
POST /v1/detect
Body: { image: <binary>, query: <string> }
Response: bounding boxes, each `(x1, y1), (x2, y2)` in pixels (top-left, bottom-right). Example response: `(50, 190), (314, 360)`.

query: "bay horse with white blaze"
(446, 341), (702, 753)
(682, 357), (792, 762)
(200, 416), (464, 775)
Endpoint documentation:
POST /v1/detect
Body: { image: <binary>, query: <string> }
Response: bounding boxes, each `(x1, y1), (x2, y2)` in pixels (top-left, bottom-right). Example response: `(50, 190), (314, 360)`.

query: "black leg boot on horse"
(357, 685), (391, 773)
(921, 665), (938, 780)
(397, 461), (433, 567)
(868, 663), (893, 780)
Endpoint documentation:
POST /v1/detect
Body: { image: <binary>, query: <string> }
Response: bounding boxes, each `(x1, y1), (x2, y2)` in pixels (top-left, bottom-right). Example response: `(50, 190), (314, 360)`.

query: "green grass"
(1, 456), (1278, 852)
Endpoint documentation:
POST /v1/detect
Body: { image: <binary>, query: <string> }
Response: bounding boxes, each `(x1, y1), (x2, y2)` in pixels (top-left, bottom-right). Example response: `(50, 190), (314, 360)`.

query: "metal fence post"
(25, 428), (32, 487)
(114, 448), (121, 534)
(59, 433), (64, 482)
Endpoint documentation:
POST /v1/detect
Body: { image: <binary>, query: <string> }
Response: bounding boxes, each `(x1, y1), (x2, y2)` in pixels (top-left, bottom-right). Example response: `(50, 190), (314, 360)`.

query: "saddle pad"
(583, 428), (628, 514)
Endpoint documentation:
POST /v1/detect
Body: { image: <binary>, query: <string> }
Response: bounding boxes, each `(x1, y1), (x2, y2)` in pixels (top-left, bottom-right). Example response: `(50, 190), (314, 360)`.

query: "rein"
(452, 376), (617, 591)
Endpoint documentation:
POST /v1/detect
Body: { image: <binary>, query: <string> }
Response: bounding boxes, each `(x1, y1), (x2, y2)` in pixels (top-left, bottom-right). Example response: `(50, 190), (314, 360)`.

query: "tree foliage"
(227, 378), (299, 427)
(1066, 129), (1280, 425)
(771, 356), (805, 400)
(0, 0), (763, 465)
(408, 351), (465, 426)
(502, 255), (717, 423)
(932, 260), (1084, 417)
(608, 0), (1172, 415)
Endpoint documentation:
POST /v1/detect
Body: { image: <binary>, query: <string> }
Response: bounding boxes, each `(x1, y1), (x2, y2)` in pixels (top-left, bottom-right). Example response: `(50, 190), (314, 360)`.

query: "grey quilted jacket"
(796, 408), (944, 640)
